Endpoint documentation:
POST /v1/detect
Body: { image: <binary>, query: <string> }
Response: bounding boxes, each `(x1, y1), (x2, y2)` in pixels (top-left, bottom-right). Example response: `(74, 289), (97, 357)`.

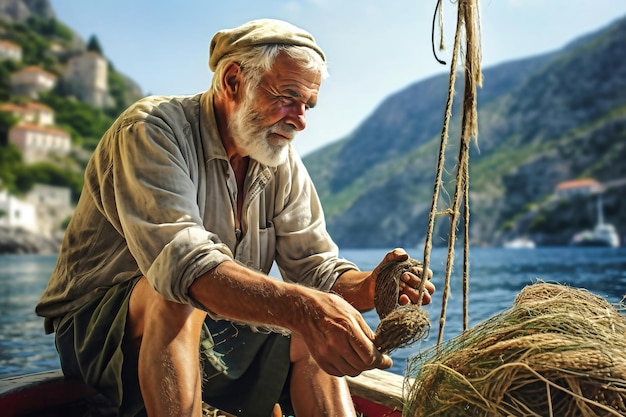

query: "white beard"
(228, 92), (296, 167)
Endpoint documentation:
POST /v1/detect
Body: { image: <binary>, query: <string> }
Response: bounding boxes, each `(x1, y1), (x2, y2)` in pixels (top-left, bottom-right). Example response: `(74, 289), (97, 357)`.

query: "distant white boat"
(571, 224), (620, 247)
(503, 237), (536, 249)
(571, 195), (620, 248)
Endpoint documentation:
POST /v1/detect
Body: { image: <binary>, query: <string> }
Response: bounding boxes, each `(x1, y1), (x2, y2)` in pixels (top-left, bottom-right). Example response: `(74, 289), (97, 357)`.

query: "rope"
(373, 258), (430, 353)
(431, 0), (447, 65)
(418, 0), (482, 345)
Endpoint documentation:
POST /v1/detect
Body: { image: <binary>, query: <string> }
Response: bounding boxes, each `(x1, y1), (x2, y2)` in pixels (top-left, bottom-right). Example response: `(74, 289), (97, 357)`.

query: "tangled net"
(373, 258), (430, 354)
(404, 282), (626, 416)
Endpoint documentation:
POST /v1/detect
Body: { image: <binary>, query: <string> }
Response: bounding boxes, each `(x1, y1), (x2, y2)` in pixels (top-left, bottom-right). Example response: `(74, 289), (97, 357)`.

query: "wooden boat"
(347, 369), (404, 417)
(0, 368), (403, 417)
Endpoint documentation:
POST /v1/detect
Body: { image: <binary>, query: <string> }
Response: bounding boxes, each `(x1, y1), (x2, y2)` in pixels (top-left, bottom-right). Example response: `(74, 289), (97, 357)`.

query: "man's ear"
(221, 62), (242, 100)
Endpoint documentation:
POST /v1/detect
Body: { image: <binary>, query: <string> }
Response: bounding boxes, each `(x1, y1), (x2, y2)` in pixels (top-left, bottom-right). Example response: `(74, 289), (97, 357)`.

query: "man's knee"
(128, 276), (206, 348)
(289, 333), (312, 363)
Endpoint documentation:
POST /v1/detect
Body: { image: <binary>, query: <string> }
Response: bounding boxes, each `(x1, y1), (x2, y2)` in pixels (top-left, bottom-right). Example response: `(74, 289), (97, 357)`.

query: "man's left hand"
(372, 248), (435, 306)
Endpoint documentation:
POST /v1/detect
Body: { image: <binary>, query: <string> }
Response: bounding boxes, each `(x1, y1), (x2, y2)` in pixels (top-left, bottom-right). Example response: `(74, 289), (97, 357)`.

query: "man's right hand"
(190, 261), (391, 376)
(293, 290), (392, 377)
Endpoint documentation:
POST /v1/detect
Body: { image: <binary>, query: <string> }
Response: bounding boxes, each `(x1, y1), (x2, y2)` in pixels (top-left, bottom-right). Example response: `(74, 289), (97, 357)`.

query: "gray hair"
(211, 44), (328, 98)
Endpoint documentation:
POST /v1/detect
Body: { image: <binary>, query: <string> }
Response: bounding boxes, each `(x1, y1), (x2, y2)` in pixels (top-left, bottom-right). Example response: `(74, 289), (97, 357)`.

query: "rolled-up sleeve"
(96, 108), (233, 306)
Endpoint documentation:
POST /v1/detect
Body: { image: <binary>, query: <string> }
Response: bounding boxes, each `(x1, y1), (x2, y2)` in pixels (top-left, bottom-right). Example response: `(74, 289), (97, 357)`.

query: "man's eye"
(277, 95), (310, 110)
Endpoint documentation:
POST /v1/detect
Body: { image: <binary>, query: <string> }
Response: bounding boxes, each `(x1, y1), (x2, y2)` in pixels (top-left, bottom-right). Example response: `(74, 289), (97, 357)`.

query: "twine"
(373, 258), (430, 354)
(404, 283), (626, 416)
(420, 0), (482, 346)
(371, 0), (483, 360)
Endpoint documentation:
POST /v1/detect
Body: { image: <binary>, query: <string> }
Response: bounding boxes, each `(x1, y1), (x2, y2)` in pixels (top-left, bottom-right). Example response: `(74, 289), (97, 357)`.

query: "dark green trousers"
(55, 277), (293, 417)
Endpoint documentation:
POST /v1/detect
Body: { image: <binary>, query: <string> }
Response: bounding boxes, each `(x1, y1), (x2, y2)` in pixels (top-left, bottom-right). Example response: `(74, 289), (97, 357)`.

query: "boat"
(0, 368), (403, 417)
(570, 195), (620, 248)
(503, 237), (536, 249)
(571, 224), (620, 247)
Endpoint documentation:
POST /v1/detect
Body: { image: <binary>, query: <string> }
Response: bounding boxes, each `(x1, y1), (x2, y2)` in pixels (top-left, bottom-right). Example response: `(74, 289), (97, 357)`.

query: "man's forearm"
(331, 269), (375, 312)
(188, 260), (314, 331)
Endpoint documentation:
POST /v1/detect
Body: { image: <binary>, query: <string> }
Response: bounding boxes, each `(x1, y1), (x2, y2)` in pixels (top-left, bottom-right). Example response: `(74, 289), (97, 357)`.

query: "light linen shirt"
(36, 91), (358, 330)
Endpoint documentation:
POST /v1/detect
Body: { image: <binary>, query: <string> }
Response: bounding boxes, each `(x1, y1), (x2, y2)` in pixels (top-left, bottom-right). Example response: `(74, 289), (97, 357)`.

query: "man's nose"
(284, 103), (307, 131)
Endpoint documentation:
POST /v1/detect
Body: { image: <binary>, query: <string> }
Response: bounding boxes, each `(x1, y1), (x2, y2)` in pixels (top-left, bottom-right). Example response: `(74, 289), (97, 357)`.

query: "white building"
(8, 122), (71, 164)
(0, 40), (22, 61)
(10, 66), (57, 99)
(65, 51), (113, 108)
(555, 178), (603, 199)
(0, 101), (55, 126)
(0, 189), (38, 233)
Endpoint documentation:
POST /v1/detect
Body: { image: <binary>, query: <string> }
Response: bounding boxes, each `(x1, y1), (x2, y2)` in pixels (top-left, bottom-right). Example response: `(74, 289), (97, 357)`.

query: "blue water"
(1, 247), (625, 379)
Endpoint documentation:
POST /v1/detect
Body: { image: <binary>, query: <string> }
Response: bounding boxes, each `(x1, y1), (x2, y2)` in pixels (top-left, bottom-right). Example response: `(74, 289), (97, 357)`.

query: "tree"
(15, 161), (83, 203)
(0, 111), (18, 146)
(87, 35), (103, 55)
(0, 143), (23, 193)
(0, 61), (20, 101)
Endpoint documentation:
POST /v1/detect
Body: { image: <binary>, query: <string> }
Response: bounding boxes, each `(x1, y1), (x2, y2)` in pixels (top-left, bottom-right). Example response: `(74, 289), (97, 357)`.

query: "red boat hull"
(1, 370), (404, 417)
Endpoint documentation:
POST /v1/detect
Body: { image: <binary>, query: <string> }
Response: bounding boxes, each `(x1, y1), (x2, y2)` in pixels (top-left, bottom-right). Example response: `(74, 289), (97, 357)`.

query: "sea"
(1, 246), (625, 379)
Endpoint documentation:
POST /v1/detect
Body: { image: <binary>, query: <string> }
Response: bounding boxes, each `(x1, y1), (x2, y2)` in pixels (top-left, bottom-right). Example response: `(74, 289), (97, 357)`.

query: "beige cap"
(209, 18), (326, 71)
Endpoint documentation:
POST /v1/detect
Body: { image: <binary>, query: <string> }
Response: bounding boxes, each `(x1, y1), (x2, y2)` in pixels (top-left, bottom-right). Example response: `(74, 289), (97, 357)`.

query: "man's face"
(228, 52), (322, 166)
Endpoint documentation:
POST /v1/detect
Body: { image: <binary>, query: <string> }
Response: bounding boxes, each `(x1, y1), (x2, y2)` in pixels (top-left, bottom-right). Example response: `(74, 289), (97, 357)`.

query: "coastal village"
(0, 4), (625, 416)
(1, 4), (625, 253)
(0, 34), (623, 252)
(0, 37), (111, 251)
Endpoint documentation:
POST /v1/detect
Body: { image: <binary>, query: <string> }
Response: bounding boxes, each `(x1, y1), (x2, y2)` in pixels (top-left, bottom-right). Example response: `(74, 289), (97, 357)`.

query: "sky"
(48, 1), (626, 156)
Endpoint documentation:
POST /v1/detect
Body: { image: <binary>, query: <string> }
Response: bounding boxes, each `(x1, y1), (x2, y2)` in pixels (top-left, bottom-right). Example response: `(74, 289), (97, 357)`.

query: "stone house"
(0, 185), (72, 236)
(554, 178), (603, 199)
(0, 189), (37, 233)
(64, 51), (113, 108)
(0, 39), (22, 61)
(8, 122), (71, 164)
(0, 101), (55, 125)
(23, 183), (73, 236)
(10, 65), (57, 99)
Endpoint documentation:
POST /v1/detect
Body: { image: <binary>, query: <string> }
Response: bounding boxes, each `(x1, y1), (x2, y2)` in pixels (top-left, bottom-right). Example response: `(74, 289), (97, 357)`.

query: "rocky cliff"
(304, 15), (626, 248)
(0, 0), (142, 254)
(0, 226), (61, 254)
(0, 0), (55, 23)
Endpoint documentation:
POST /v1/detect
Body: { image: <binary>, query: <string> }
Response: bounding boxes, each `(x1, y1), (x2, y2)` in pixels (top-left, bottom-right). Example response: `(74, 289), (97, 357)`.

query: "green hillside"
(0, 9), (142, 201)
(304, 15), (626, 248)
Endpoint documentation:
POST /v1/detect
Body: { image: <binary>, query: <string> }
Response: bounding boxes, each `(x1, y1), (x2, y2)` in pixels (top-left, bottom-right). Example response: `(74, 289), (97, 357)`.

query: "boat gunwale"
(1, 368), (405, 417)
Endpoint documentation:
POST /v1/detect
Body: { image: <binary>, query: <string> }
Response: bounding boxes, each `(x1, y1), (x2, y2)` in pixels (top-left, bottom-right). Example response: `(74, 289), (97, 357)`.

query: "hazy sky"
(49, 1), (626, 156)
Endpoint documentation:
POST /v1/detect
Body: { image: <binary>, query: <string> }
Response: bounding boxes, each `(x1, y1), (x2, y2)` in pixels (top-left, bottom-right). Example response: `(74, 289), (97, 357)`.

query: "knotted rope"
(419, 0), (482, 345)
(372, 0), (482, 355)
(373, 258), (430, 354)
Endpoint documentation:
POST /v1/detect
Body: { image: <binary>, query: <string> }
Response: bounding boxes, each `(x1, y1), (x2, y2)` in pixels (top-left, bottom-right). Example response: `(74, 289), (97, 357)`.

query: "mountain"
(0, 0), (145, 253)
(0, 0), (54, 23)
(0, 0), (143, 108)
(303, 15), (626, 248)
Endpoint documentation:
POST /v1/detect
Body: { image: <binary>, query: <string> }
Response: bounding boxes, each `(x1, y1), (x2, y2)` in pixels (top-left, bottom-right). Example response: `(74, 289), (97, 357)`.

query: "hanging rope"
(431, 0), (447, 65)
(370, 0), (483, 354)
(418, 0), (482, 345)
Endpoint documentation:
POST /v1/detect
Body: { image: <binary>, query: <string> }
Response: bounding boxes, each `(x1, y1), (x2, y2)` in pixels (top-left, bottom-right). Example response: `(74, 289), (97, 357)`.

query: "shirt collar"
(199, 90), (229, 163)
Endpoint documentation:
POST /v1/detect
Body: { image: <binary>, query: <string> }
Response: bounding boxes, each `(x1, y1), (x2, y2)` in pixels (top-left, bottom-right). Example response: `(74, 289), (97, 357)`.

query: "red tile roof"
(11, 122), (68, 137)
(555, 178), (599, 190)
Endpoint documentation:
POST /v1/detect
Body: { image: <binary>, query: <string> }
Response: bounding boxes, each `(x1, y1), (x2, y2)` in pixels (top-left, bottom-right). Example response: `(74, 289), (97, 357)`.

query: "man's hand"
(287, 248), (435, 377)
(294, 291), (392, 377)
(372, 248), (435, 306)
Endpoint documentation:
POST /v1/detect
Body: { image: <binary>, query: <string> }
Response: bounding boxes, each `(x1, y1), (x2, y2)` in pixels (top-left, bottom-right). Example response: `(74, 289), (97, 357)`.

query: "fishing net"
(403, 282), (626, 416)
